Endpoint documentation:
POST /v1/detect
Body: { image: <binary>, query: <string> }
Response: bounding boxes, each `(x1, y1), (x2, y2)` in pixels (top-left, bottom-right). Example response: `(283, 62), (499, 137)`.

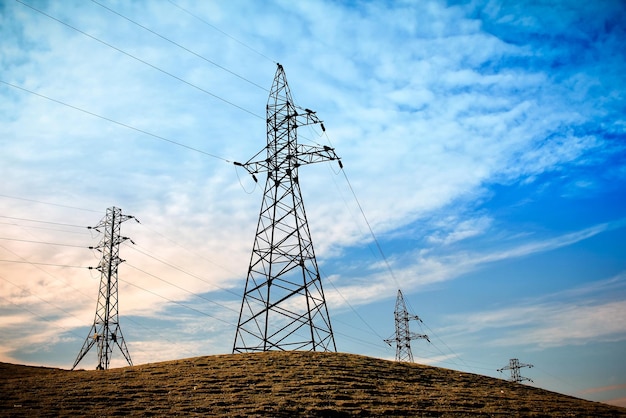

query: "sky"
(1, 0), (626, 408)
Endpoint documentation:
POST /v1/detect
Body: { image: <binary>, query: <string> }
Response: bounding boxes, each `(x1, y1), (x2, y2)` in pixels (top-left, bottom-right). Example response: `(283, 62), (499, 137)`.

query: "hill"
(1, 351), (625, 417)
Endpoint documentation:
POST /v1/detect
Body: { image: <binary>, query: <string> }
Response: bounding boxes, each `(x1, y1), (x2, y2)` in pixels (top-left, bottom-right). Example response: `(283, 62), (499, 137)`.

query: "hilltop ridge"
(1, 351), (625, 417)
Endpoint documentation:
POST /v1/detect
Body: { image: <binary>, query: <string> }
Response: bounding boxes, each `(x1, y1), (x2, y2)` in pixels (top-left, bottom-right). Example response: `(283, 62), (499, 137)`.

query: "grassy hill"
(1, 351), (625, 417)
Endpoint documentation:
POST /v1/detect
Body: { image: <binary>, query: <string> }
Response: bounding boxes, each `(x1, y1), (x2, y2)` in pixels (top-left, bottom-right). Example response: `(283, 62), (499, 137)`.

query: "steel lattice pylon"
(72, 206), (137, 370)
(498, 358), (534, 383)
(385, 289), (430, 362)
(233, 64), (341, 353)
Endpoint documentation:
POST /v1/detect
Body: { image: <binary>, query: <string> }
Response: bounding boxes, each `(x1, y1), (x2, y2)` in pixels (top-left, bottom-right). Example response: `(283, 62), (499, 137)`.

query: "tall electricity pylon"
(233, 63), (341, 353)
(498, 358), (534, 383)
(384, 289), (430, 362)
(72, 206), (137, 370)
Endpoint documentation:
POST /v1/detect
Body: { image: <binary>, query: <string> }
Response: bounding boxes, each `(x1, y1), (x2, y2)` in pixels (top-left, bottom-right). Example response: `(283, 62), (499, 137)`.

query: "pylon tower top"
(233, 64), (341, 353)
(72, 206), (137, 370)
(498, 358), (534, 383)
(385, 289), (430, 362)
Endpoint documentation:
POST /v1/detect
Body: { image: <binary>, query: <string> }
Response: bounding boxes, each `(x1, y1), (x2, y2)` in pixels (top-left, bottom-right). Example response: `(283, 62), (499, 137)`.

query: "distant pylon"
(72, 206), (138, 370)
(232, 63), (341, 353)
(384, 289), (430, 362)
(498, 358), (534, 383)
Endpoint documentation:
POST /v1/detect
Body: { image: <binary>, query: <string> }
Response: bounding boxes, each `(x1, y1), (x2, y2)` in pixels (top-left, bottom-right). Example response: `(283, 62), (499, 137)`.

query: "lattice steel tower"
(498, 358), (534, 383)
(233, 63), (341, 353)
(385, 289), (430, 362)
(72, 206), (137, 370)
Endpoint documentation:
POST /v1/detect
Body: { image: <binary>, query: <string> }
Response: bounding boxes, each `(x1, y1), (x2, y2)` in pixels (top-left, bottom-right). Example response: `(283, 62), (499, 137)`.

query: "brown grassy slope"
(1, 351), (625, 417)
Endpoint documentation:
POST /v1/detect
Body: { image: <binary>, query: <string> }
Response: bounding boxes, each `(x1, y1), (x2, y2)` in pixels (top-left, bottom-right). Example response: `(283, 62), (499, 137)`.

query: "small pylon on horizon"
(385, 289), (430, 362)
(498, 358), (534, 383)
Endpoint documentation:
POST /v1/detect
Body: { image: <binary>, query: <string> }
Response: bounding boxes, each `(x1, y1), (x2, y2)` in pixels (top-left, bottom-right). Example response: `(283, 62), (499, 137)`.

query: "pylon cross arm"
(295, 144), (341, 166)
(409, 332), (430, 342)
(384, 337), (396, 346)
(234, 145), (341, 179)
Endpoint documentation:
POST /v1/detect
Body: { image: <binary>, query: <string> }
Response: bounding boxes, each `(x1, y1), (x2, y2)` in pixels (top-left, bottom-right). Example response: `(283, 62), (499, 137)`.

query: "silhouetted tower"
(384, 289), (430, 362)
(233, 63), (341, 353)
(498, 358), (534, 383)
(72, 206), (137, 370)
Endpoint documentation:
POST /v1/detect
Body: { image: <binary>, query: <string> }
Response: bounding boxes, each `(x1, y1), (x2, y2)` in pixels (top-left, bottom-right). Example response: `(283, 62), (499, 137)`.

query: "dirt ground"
(1, 351), (625, 417)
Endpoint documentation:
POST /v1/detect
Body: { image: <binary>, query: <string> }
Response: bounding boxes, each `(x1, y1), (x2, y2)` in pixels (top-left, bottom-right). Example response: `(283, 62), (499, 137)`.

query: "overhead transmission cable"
(90, 0), (269, 92)
(0, 291), (86, 340)
(14, 0), (263, 121)
(0, 81), (233, 164)
(0, 259), (88, 268)
(0, 215), (88, 228)
(0, 237), (89, 249)
(0, 214), (91, 234)
(0, 274), (95, 335)
(0, 243), (97, 301)
(166, 0), (277, 64)
(124, 243), (241, 299)
(321, 267), (388, 344)
(118, 270), (236, 327)
(0, 222), (89, 235)
(124, 263), (238, 315)
(0, 193), (101, 213)
(135, 222), (243, 281)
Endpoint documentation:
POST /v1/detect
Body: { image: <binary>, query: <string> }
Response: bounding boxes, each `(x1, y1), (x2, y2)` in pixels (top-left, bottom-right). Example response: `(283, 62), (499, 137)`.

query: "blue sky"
(1, 0), (626, 407)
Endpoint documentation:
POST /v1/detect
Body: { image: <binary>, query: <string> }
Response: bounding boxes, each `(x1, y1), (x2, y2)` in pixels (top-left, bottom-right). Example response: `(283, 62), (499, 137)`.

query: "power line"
(125, 263), (238, 315)
(91, 0), (269, 92)
(0, 193), (100, 213)
(0, 80), (233, 163)
(0, 236), (88, 249)
(137, 222), (241, 276)
(322, 268), (387, 343)
(331, 325), (392, 353)
(0, 259), (88, 268)
(14, 0), (264, 120)
(340, 168), (402, 290)
(0, 242), (98, 301)
(0, 291), (86, 341)
(0, 215), (87, 228)
(0, 222), (89, 235)
(0, 274), (90, 333)
(118, 272), (235, 327)
(167, 0), (277, 65)
(124, 243), (241, 299)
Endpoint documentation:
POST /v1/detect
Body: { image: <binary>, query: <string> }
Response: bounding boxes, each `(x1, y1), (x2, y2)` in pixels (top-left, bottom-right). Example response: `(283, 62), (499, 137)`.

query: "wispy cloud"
(441, 273), (626, 348)
(325, 220), (619, 311)
(577, 383), (626, 396)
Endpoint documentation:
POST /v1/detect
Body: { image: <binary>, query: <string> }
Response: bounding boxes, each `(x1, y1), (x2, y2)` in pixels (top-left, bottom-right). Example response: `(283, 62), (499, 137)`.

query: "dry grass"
(1, 351), (625, 417)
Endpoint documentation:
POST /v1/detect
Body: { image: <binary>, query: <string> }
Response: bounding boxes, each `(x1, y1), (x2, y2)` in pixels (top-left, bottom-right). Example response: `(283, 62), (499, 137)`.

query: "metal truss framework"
(233, 63), (341, 353)
(72, 206), (137, 370)
(498, 358), (534, 383)
(385, 289), (430, 362)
